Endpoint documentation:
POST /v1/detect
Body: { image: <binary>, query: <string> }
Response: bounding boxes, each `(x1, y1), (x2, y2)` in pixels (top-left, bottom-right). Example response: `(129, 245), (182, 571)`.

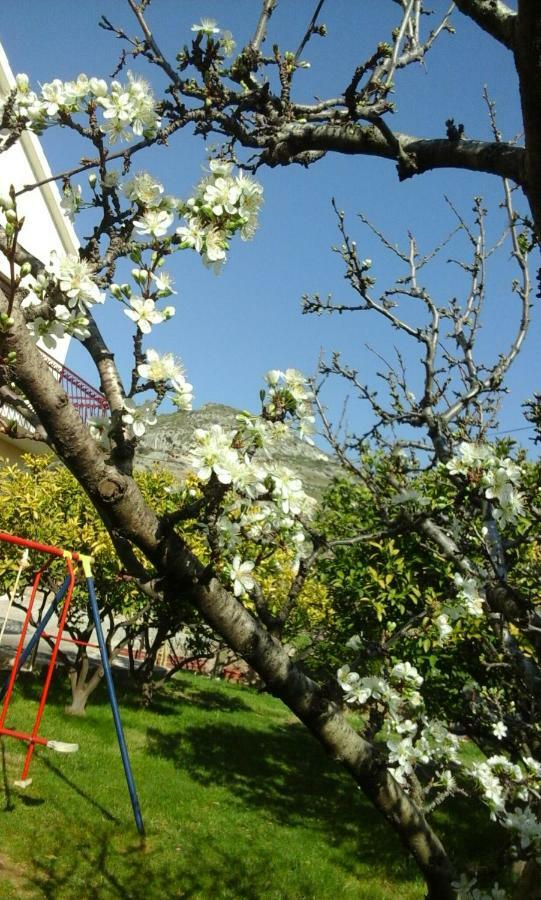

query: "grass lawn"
(0, 669), (503, 899)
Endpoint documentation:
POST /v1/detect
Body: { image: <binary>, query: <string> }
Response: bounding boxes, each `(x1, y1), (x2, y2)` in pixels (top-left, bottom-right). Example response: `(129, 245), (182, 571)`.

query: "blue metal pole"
(85, 574), (145, 836)
(0, 575), (71, 701)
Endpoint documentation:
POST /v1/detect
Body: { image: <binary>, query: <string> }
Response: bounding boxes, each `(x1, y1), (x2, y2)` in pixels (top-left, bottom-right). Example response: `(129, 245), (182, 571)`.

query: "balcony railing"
(0, 350), (108, 437)
(41, 350), (109, 424)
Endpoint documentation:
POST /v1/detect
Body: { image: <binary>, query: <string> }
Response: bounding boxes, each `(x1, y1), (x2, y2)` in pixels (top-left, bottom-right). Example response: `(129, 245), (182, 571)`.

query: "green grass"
(0, 669), (423, 899)
(0, 670), (504, 899)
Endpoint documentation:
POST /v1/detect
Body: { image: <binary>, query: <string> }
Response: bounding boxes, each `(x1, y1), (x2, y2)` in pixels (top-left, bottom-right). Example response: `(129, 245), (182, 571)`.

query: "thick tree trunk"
(66, 655), (103, 716)
(515, 2), (541, 243)
(65, 684), (92, 717)
(0, 291), (455, 895)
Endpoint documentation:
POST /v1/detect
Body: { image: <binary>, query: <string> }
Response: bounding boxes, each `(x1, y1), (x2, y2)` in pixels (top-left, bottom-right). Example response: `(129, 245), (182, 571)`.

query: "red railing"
(41, 350), (109, 424)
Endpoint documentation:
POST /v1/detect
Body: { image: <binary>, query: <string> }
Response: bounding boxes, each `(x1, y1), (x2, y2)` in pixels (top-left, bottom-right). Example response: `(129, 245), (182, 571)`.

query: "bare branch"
(294, 0), (327, 62)
(251, 0), (278, 52)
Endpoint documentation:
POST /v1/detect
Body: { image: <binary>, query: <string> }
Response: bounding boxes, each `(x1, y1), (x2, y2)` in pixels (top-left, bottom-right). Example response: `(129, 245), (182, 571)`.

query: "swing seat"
(46, 740), (79, 753)
(13, 778), (32, 789)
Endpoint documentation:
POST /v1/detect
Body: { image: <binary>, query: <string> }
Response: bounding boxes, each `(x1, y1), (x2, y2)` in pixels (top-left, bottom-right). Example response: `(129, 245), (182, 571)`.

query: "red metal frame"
(0, 531), (78, 782)
(41, 349), (109, 423)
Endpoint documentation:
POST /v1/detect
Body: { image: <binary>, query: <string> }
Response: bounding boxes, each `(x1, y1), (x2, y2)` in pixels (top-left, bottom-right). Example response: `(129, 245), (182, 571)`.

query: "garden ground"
(0, 670), (502, 898)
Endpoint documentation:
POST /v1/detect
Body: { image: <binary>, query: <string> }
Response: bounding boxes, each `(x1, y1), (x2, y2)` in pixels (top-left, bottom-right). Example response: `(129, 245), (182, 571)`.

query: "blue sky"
(1, 1), (536, 447)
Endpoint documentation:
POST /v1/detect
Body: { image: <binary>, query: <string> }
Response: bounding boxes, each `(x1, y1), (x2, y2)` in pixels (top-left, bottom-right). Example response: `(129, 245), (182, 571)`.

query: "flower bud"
(15, 73), (30, 92)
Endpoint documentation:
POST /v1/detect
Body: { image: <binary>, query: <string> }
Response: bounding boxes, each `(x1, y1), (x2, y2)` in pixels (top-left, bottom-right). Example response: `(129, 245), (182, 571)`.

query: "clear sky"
(1, 1), (536, 448)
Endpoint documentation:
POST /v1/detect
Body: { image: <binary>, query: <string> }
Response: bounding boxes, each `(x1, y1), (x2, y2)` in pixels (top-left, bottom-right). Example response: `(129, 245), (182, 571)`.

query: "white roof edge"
(0, 42), (80, 257)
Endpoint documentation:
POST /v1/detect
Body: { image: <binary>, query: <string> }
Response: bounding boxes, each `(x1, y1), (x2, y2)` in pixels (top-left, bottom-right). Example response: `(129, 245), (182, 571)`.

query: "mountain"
(135, 403), (341, 499)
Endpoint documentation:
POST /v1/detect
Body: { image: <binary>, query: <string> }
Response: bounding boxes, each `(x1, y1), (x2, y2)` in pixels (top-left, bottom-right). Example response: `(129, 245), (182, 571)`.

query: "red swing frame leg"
(0, 566), (48, 729)
(0, 554), (76, 783)
(20, 558), (75, 782)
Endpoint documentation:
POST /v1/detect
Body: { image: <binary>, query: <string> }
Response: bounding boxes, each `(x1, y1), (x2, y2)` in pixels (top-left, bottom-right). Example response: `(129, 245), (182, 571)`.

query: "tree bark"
(515, 2), (541, 242)
(66, 654), (103, 716)
(0, 288), (455, 895)
(454, 0), (517, 49)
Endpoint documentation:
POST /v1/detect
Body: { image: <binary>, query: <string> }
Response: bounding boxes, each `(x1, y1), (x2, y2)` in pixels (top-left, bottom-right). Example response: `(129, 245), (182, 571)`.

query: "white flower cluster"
(184, 417), (315, 597)
(187, 420), (315, 575)
(177, 160), (263, 272)
(23, 253), (104, 349)
(446, 573), (485, 621)
(87, 347), (192, 445)
(112, 265), (176, 335)
(1, 71), (160, 144)
(447, 442), (524, 527)
(123, 172), (165, 207)
(339, 653), (541, 885)
(337, 661), (460, 790)
(99, 73), (160, 143)
(122, 399), (157, 438)
(466, 753), (541, 878)
(0, 73), (48, 131)
(137, 348), (193, 412)
(264, 368), (316, 443)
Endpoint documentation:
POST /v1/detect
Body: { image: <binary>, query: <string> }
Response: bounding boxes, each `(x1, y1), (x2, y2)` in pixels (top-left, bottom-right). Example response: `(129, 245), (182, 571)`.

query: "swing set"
(0, 530), (144, 835)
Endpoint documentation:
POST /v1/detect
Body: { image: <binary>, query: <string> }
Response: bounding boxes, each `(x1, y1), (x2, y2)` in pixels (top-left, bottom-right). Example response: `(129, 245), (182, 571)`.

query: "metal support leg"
(86, 575), (145, 836)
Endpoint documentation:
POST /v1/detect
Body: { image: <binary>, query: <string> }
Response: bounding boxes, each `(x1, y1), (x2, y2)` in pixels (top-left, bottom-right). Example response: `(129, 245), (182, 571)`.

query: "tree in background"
(0, 3), (540, 896)
(0, 456), (195, 713)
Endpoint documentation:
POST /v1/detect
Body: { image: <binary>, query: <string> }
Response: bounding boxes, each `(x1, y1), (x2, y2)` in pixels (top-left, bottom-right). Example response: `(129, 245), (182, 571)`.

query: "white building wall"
(0, 43), (80, 461)
(0, 42), (80, 367)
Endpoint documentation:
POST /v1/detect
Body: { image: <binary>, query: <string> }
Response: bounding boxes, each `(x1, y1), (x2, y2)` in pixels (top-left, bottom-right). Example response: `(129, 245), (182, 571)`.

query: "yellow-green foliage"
(255, 548), (332, 630)
(0, 455), (177, 615)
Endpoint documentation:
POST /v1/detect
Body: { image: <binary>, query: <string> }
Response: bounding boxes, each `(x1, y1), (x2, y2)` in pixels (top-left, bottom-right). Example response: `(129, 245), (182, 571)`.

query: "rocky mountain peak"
(136, 403), (341, 499)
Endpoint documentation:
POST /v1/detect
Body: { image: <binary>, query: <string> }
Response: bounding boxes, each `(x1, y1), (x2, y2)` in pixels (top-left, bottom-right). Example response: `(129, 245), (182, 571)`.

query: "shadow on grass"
(11, 668), (251, 717)
(173, 684), (252, 713)
(433, 793), (509, 877)
(1, 738), (15, 812)
(38, 755), (120, 824)
(27, 824), (296, 900)
(145, 720), (417, 879)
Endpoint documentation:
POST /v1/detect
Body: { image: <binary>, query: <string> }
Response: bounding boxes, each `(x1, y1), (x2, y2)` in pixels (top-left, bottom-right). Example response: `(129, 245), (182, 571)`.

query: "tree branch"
(256, 123), (525, 185)
(454, 0), (517, 50)
(251, 0), (278, 52)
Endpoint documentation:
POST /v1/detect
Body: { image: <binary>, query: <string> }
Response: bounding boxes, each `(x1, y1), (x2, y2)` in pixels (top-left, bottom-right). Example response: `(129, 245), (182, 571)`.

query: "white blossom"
(390, 662), (423, 688)
(88, 415), (111, 448)
(453, 574), (485, 619)
(26, 316), (65, 349)
(492, 721), (507, 740)
(133, 208), (174, 238)
(122, 400), (157, 438)
(47, 253), (104, 308)
(137, 348), (187, 390)
(229, 555), (255, 597)
(191, 18), (220, 36)
(435, 613), (453, 642)
(151, 270), (176, 296)
(124, 297), (166, 333)
(60, 183), (82, 221)
(123, 172), (164, 207)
